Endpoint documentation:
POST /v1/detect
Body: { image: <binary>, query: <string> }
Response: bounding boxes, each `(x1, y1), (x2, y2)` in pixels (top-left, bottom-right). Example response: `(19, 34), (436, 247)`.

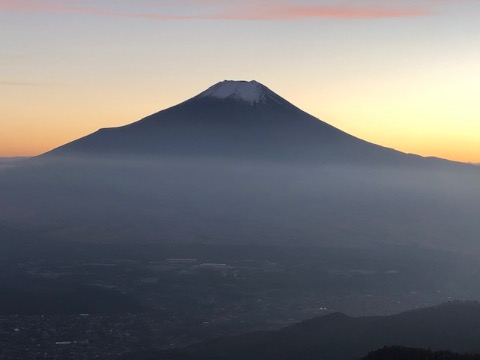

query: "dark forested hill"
(362, 346), (480, 360)
(147, 302), (480, 360)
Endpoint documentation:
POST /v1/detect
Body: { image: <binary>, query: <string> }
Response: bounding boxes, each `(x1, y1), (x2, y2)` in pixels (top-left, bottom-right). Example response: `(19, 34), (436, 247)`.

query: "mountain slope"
(152, 302), (480, 360)
(362, 346), (480, 360)
(44, 80), (444, 166)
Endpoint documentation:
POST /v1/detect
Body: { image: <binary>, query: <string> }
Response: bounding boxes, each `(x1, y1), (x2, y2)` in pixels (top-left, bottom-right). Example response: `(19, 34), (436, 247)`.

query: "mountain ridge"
(42, 80), (466, 169)
(152, 301), (480, 360)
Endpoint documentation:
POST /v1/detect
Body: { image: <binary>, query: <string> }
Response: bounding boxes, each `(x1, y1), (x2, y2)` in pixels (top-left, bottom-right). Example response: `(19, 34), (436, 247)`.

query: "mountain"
(147, 302), (480, 360)
(43, 80), (448, 166)
(362, 346), (480, 360)
(0, 80), (479, 252)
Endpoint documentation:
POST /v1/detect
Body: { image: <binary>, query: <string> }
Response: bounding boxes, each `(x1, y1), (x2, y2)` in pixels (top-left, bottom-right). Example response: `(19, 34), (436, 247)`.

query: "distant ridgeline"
(362, 346), (480, 360)
(146, 301), (480, 360)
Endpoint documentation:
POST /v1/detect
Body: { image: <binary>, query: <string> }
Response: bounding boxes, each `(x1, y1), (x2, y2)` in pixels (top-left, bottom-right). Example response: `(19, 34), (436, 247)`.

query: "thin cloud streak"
(0, 0), (433, 20)
(222, 6), (432, 20)
(0, 81), (46, 86)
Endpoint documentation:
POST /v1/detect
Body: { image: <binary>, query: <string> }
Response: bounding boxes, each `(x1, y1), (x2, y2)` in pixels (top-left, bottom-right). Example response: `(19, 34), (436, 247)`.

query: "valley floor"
(1, 242), (477, 359)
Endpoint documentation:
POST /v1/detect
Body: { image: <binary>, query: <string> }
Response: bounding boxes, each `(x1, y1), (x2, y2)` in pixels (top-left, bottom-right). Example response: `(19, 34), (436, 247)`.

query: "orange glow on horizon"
(1, 76), (480, 163)
(2, 103), (479, 164)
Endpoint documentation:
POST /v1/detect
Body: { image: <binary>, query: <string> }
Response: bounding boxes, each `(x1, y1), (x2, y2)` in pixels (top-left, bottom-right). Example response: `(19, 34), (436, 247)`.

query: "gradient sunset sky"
(1, 0), (479, 162)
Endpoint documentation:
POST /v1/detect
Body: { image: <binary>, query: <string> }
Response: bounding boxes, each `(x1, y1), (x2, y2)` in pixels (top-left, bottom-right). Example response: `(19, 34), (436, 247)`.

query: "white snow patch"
(199, 80), (267, 104)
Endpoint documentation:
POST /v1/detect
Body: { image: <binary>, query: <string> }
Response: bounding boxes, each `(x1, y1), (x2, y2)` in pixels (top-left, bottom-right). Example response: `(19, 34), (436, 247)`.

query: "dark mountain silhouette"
(362, 346), (480, 360)
(0, 80), (479, 252)
(147, 302), (480, 360)
(44, 80), (456, 167)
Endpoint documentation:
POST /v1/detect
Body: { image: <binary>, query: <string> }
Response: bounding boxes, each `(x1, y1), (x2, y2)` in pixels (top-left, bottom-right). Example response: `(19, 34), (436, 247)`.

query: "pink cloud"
(220, 5), (431, 20)
(0, 0), (433, 20)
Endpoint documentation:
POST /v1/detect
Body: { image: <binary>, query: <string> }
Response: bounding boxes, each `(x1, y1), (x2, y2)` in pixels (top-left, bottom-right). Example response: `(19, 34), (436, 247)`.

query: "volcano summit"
(198, 80), (270, 104)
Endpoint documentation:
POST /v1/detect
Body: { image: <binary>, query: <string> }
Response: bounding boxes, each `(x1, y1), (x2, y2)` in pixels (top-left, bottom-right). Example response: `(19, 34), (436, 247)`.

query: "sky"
(1, 0), (479, 162)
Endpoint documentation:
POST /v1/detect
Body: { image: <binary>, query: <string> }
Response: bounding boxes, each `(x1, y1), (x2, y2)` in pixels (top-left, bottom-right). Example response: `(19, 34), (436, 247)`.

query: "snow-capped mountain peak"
(198, 80), (267, 104)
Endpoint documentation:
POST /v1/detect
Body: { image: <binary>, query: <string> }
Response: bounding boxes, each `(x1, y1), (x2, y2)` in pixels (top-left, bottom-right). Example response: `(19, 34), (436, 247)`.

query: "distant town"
(0, 243), (464, 359)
